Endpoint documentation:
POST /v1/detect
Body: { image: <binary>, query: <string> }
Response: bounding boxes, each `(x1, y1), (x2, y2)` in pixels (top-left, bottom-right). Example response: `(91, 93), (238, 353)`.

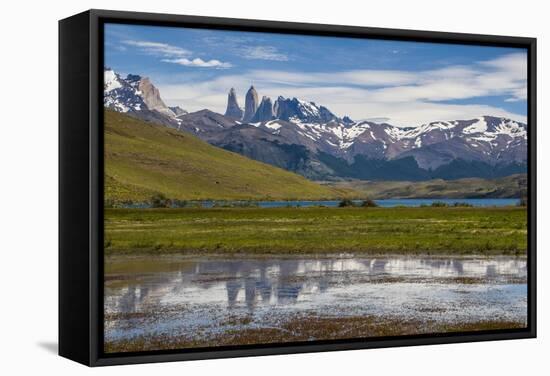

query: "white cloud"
(241, 69), (418, 87)
(122, 40), (232, 69)
(201, 35), (289, 62)
(241, 46), (289, 61)
(243, 53), (527, 103)
(122, 40), (191, 57)
(480, 52), (527, 74)
(156, 52), (527, 126)
(162, 58), (232, 69)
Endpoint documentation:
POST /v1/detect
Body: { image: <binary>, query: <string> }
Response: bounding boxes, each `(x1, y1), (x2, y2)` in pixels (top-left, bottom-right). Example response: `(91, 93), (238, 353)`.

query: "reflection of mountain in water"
(225, 261), (304, 309)
(105, 257), (527, 315)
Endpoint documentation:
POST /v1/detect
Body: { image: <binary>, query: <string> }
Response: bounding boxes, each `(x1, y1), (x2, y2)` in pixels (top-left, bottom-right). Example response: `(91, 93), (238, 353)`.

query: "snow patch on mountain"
(493, 119), (527, 138)
(463, 118), (488, 134)
(265, 120), (282, 130)
(104, 69), (122, 93)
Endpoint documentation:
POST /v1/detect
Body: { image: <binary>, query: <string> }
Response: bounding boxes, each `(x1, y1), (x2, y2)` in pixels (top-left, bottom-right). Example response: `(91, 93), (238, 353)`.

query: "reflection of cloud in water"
(105, 257), (527, 316)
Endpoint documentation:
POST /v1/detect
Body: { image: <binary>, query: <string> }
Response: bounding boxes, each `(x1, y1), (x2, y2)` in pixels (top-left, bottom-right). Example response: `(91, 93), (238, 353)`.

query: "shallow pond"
(104, 255), (527, 349)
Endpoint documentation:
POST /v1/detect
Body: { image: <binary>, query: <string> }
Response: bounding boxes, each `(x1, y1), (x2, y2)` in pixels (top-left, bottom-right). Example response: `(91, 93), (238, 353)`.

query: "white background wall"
(0, 0), (547, 374)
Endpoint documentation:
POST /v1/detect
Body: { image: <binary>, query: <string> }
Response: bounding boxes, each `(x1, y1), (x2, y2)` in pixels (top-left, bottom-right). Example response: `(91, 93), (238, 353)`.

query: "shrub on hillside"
(151, 193), (171, 208)
(453, 202), (473, 207)
(338, 199), (355, 207)
(360, 199), (378, 207)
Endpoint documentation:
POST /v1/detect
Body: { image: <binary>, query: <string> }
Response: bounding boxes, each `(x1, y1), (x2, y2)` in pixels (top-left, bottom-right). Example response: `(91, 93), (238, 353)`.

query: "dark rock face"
(243, 86), (259, 123)
(224, 88), (243, 120)
(251, 96), (275, 122)
(169, 106), (188, 117)
(342, 116), (354, 125)
(125, 74), (142, 86)
(274, 97), (298, 121)
(318, 105), (339, 123)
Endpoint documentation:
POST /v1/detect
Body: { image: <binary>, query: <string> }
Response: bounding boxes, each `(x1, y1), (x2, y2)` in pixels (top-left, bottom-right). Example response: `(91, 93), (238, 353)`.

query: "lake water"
(104, 255), (527, 349)
(255, 198), (520, 208)
(123, 198), (519, 209)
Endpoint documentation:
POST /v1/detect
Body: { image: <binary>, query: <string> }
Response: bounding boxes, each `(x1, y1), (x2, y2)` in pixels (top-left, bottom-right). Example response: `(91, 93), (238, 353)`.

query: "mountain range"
(104, 68), (528, 181)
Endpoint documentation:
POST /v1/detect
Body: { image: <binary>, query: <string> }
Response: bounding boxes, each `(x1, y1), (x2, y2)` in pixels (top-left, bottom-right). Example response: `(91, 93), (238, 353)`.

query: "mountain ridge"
(103, 68), (528, 181)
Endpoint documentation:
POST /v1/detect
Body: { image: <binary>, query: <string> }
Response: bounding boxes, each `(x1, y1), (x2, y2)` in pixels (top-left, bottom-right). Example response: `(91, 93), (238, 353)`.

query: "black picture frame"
(59, 9), (537, 367)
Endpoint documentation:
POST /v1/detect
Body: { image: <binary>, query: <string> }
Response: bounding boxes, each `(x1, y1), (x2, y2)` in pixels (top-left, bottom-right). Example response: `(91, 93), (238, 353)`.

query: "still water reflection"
(104, 256), (527, 343)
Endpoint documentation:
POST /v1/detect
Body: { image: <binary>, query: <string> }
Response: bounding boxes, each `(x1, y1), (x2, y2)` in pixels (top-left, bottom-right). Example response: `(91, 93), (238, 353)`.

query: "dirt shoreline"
(105, 251), (528, 262)
(104, 314), (526, 353)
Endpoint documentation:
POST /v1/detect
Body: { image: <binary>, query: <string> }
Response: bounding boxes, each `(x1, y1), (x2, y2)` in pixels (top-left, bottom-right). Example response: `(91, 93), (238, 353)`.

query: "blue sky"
(105, 23), (528, 126)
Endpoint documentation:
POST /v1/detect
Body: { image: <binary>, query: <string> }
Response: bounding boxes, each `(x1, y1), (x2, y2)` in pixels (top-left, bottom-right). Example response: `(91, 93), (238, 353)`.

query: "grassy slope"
(324, 174), (527, 199)
(104, 110), (351, 201)
(104, 206), (527, 255)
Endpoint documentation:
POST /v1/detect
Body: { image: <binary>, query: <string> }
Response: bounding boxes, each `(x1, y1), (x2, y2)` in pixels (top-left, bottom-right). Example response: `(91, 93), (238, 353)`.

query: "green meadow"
(104, 206), (527, 255)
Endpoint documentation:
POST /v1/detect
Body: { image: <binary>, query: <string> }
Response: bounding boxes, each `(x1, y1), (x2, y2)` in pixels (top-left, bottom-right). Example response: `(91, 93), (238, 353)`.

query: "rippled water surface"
(104, 256), (527, 345)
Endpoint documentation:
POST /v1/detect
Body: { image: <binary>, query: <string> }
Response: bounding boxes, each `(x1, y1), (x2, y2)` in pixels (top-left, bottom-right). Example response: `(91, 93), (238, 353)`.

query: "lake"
(255, 198), (520, 208)
(104, 255), (527, 351)
(122, 198), (520, 209)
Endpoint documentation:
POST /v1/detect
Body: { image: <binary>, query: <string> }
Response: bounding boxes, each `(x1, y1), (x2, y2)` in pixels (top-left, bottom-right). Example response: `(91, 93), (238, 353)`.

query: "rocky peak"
(103, 68), (178, 120)
(224, 87), (244, 120)
(125, 74), (142, 85)
(137, 77), (173, 117)
(251, 96), (275, 122)
(274, 96), (340, 124)
(103, 69), (146, 113)
(318, 105), (339, 123)
(342, 116), (354, 125)
(243, 86), (259, 122)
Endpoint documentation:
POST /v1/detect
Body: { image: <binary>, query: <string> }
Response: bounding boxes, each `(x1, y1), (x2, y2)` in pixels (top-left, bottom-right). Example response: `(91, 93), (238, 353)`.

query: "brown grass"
(104, 314), (525, 353)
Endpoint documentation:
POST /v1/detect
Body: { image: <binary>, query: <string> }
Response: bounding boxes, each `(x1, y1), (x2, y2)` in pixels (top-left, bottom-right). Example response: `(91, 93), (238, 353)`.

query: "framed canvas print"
(59, 9), (536, 366)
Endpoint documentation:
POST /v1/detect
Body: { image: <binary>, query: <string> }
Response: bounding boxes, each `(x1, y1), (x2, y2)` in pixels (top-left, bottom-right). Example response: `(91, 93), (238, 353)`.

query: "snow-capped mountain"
(104, 69), (146, 113)
(209, 87), (527, 179)
(274, 96), (341, 124)
(104, 68), (184, 127)
(255, 116), (527, 168)
(230, 115), (527, 179)
(103, 69), (527, 180)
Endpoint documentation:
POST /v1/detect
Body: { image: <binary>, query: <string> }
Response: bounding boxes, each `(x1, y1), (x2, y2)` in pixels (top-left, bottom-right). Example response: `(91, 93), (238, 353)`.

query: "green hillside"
(104, 110), (351, 202)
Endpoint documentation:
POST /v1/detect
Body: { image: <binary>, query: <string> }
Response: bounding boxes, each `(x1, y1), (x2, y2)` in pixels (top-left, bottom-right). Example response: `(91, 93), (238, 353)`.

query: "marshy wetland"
(104, 254), (527, 352)
(104, 205), (528, 352)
